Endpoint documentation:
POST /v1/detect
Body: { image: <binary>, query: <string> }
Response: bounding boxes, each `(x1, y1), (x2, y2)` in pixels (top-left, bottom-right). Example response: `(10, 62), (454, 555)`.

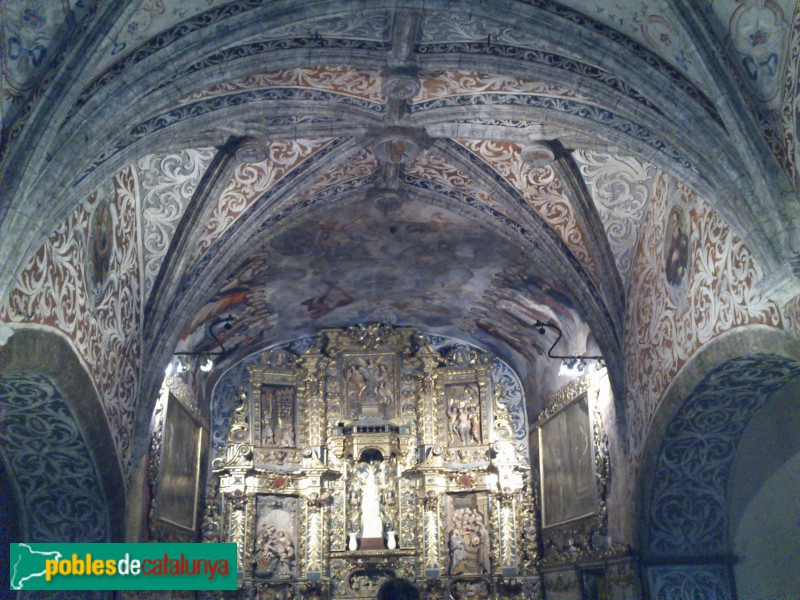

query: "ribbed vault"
(2, 0), (799, 469)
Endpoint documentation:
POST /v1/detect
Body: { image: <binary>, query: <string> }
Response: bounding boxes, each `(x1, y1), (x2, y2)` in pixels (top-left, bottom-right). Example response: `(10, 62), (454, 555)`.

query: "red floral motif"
(625, 171), (782, 456)
(1, 167), (142, 480)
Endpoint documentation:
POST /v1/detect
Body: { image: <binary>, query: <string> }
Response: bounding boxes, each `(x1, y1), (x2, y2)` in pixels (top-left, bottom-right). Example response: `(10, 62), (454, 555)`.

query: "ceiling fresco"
(192, 139), (334, 263)
(178, 66), (386, 106)
(178, 196), (535, 366)
(457, 139), (598, 284)
(3, 0), (798, 184)
(552, 0), (706, 82)
(0, 0), (98, 128)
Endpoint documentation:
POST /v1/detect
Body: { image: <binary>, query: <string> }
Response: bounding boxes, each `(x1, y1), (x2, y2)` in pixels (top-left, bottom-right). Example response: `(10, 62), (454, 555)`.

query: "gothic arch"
(0, 328), (125, 543)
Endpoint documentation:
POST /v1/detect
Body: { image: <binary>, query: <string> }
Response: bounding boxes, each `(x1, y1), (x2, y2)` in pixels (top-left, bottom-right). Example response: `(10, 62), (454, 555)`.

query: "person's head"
(377, 577), (419, 600)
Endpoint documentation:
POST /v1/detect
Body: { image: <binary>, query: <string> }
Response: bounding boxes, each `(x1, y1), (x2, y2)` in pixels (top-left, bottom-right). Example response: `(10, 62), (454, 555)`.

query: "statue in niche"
(360, 461), (384, 538)
(447, 384), (481, 445)
(381, 488), (397, 529)
(448, 506), (490, 575)
(348, 485), (363, 542)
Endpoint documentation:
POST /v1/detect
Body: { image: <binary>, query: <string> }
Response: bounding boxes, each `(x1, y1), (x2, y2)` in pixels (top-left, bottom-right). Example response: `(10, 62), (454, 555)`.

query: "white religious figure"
(360, 463), (384, 538)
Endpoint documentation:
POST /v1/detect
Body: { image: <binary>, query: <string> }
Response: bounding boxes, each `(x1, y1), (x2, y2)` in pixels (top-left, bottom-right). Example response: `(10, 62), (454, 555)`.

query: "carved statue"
(347, 364), (367, 402)
(277, 425), (294, 448)
(452, 580), (490, 600)
(375, 361), (393, 405)
(256, 526), (280, 573)
(448, 384), (481, 445)
(468, 406), (480, 443)
(448, 528), (468, 575)
(262, 411), (275, 446)
(360, 462), (384, 538)
(456, 404), (471, 444)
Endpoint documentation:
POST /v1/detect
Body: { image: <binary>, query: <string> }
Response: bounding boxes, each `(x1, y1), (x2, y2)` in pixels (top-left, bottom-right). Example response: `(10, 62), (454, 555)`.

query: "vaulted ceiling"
(2, 0), (799, 419)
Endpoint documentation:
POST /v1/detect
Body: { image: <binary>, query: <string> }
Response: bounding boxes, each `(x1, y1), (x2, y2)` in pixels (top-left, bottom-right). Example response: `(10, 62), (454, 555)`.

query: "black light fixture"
(531, 320), (604, 374)
(172, 315), (234, 372)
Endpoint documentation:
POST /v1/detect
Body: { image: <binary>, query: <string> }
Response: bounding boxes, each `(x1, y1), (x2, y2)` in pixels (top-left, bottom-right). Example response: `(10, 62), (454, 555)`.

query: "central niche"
(350, 448), (394, 549)
(208, 324), (537, 600)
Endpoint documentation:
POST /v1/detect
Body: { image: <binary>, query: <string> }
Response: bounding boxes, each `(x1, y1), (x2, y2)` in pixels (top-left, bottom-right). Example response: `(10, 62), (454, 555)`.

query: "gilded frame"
(154, 392), (207, 532)
(537, 393), (597, 528)
(247, 357), (301, 451)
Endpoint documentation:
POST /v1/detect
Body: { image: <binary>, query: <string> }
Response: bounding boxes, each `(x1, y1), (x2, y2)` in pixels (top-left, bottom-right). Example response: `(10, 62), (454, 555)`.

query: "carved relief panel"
(254, 495), (299, 579)
(342, 353), (398, 420)
(445, 494), (491, 576)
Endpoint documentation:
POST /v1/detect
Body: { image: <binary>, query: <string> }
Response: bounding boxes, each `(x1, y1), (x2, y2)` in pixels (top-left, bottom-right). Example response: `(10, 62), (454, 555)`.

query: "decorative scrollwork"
(537, 377), (591, 423)
(647, 355), (800, 555)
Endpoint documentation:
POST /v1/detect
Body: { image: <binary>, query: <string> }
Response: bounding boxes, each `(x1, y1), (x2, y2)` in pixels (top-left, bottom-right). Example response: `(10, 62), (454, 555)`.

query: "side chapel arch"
(0, 328), (125, 543)
(638, 327), (800, 597)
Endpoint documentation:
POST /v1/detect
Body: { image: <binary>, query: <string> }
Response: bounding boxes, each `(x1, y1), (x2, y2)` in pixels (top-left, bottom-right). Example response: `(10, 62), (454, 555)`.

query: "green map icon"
(10, 544), (62, 590)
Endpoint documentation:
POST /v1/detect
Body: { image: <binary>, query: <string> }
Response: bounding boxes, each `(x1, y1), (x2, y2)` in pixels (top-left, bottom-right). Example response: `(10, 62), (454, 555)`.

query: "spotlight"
(200, 357), (214, 372)
(559, 358), (580, 377)
(177, 357), (189, 373)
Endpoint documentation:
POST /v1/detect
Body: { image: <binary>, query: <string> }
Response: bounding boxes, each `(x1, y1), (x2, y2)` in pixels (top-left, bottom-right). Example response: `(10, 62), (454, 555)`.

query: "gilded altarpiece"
(207, 325), (540, 599)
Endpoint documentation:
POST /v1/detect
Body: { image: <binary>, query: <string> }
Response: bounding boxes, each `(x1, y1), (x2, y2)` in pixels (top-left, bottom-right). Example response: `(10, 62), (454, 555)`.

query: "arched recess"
(728, 373), (800, 599)
(0, 328), (125, 544)
(637, 327), (800, 598)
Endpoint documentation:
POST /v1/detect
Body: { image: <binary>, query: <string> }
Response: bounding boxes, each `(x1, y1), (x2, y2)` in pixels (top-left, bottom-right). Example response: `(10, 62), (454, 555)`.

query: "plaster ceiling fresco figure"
(1, 0), (800, 598)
